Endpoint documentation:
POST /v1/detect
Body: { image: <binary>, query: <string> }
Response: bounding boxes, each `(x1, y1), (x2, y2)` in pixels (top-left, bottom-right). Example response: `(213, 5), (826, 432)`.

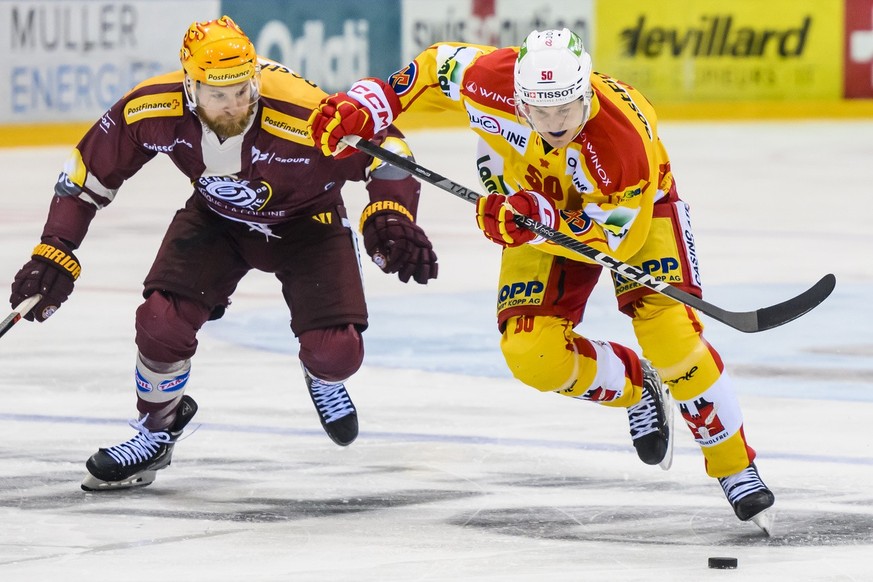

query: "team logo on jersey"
(389, 63), (418, 96)
(196, 176), (273, 211)
(561, 209), (593, 236)
(123, 93), (183, 124)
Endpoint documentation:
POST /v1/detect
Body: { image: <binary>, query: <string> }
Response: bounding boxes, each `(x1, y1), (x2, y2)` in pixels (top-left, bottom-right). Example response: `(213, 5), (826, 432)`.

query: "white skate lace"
(104, 417), (173, 467)
(308, 378), (355, 423)
(719, 465), (767, 504)
(627, 387), (658, 439)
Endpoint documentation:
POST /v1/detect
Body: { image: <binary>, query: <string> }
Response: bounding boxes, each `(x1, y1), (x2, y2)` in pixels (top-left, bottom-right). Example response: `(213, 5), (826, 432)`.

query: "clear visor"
(184, 73), (261, 110)
(517, 93), (591, 147)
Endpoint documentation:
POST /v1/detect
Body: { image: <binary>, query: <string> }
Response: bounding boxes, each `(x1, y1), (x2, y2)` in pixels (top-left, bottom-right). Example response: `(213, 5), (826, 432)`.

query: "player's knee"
(135, 291), (210, 363)
(631, 293), (723, 399)
(500, 316), (575, 392)
(298, 324), (363, 382)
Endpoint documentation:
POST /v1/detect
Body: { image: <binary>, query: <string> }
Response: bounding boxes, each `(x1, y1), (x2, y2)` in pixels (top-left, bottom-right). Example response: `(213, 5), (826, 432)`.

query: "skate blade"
(659, 386), (675, 471)
(750, 508), (775, 536)
(81, 470), (157, 492)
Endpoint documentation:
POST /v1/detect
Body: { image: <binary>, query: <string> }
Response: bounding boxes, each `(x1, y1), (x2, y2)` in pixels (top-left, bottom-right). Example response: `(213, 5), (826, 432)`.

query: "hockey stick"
(344, 135), (836, 333)
(0, 294), (42, 340)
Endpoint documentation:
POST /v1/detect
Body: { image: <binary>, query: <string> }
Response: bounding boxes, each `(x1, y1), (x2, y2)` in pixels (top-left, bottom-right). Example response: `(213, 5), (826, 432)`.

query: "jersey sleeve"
(358, 130), (424, 229)
(387, 42), (494, 115)
(44, 79), (184, 246)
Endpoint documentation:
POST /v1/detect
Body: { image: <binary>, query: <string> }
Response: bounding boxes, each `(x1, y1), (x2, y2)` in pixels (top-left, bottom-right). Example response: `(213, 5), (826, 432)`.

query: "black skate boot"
(81, 395), (198, 491)
(303, 367), (358, 446)
(626, 360), (674, 470)
(719, 463), (775, 534)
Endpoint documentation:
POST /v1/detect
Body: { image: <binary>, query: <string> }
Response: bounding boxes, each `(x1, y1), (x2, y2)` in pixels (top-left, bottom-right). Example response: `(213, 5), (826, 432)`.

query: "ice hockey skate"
(719, 462), (776, 535)
(81, 395), (198, 491)
(626, 360), (674, 470)
(303, 366), (358, 446)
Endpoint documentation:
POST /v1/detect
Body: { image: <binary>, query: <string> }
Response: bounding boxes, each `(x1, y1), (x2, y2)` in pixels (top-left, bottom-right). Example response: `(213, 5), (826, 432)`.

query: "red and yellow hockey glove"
(308, 79), (401, 159)
(475, 190), (558, 247)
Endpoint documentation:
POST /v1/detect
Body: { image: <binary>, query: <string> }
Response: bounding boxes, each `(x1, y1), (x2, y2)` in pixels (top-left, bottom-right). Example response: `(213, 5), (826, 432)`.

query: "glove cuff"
(359, 201), (415, 232)
(31, 238), (81, 280)
(522, 190), (558, 245)
(347, 78), (401, 133)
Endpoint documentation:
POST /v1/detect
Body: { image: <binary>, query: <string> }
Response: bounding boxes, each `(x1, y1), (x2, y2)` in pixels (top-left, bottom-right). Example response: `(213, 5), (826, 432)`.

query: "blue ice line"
(2, 412), (870, 468)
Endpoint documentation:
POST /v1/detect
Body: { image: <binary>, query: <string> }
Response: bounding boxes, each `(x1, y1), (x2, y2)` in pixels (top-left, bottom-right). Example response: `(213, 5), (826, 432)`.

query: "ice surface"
(1, 121), (872, 580)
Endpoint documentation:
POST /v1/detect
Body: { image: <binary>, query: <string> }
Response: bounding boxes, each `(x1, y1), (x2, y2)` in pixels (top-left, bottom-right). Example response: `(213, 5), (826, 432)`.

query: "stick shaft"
(0, 294), (42, 340)
(344, 136), (834, 332)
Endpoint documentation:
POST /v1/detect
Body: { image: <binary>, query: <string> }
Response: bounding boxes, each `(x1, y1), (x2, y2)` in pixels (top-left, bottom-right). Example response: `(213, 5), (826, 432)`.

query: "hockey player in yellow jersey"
(308, 29), (774, 532)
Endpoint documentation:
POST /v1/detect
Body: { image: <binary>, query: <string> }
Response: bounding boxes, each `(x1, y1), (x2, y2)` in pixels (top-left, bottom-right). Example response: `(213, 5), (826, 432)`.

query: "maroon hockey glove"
(475, 190), (558, 247)
(361, 204), (438, 284)
(10, 237), (81, 322)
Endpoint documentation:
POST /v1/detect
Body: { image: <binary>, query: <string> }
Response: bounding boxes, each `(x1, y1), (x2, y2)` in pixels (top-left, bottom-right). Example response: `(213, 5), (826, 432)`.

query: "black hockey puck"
(708, 557), (738, 569)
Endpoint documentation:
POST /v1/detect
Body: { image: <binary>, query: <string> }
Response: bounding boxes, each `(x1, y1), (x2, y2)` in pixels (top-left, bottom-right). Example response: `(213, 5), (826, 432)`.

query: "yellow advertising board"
(595, 0), (843, 103)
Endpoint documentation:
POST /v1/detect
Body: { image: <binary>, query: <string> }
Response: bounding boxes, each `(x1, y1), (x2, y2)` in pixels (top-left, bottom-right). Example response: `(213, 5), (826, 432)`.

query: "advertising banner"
(0, 0), (218, 124)
(223, 0), (401, 94)
(595, 0), (843, 102)
(845, 0), (873, 97)
(401, 0), (594, 64)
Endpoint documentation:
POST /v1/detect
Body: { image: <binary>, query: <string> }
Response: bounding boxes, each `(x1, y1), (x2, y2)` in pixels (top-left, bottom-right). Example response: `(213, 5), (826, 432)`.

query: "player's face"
(519, 98), (588, 149)
(195, 81), (257, 137)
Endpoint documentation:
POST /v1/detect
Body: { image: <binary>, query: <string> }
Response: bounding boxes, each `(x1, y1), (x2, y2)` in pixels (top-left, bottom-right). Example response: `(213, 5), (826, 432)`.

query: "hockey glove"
(475, 190), (558, 247)
(361, 203), (438, 284)
(308, 79), (400, 159)
(10, 237), (81, 322)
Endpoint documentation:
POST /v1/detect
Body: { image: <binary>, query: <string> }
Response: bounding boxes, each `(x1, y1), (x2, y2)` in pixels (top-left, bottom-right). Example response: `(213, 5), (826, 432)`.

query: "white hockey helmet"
(514, 29), (593, 147)
(514, 29), (592, 107)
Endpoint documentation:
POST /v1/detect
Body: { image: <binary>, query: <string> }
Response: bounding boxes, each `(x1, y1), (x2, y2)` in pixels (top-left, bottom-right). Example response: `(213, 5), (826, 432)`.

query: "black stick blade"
(748, 273), (836, 332)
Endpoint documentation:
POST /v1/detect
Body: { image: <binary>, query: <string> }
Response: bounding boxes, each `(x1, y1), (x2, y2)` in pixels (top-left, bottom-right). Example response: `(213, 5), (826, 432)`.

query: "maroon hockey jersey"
(45, 59), (418, 246)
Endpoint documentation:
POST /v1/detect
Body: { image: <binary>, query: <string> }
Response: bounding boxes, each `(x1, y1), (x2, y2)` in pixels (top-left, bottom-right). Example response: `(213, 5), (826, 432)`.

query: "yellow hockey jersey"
(386, 43), (678, 262)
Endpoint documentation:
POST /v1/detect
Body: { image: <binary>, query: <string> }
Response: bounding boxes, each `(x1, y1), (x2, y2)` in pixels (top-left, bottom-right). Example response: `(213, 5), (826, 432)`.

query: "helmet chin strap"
(183, 75), (199, 108)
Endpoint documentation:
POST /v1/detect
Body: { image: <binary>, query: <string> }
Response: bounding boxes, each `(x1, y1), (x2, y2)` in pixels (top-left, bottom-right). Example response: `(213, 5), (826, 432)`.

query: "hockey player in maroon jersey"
(9, 16), (438, 491)
(308, 29), (774, 532)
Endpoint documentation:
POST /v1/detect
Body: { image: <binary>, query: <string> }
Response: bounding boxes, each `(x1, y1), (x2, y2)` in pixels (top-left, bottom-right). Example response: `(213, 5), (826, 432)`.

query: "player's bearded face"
(195, 81), (258, 137)
(519, 98), (588, 149)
